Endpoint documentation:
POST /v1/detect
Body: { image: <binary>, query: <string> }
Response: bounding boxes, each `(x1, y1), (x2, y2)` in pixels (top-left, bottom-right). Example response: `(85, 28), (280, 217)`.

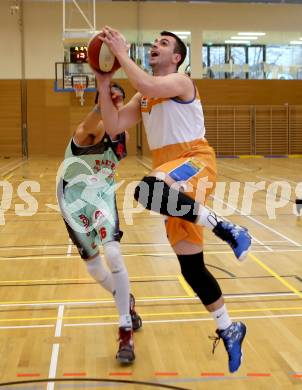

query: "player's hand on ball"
(101, 26), (129, 59)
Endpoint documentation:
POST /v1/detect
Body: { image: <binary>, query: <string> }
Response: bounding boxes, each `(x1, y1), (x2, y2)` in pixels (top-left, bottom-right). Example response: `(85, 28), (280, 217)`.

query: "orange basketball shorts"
(154, 142), (217, 247)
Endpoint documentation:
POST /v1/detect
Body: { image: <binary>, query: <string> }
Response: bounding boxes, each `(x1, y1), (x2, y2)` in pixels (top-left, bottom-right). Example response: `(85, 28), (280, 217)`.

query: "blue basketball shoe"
(213, 221), (251, 260)
(211, 322), (246, 373)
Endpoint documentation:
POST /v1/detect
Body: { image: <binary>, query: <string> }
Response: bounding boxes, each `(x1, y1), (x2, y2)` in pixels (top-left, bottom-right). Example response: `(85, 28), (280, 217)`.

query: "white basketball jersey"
(141, 87), (206, 151)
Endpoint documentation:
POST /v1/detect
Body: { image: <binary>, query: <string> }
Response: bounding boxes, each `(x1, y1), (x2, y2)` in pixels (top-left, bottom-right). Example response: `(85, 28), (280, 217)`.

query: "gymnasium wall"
(1, 1), (302, 157)
(2, 78), (301, 157)
(26, 80), (137, 157)
(2, 1), (302, 79)
(0, 81), (21, 156)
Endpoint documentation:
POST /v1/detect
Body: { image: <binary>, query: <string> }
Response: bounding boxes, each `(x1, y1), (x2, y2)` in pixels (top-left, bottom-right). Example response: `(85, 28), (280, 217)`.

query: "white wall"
(1, 1), (302, 79)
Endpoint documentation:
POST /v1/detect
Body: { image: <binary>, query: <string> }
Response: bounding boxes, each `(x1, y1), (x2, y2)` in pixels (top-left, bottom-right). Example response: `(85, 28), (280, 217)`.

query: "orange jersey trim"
(151, 138), (211, 169)
(141, 97), (169, 113)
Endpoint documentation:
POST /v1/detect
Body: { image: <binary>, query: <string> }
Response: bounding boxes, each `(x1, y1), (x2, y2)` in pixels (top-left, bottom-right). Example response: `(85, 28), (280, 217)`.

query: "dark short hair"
(94, 83), (125, 104)
(111, 83), (126, 99)
(160, 31), (187, 70)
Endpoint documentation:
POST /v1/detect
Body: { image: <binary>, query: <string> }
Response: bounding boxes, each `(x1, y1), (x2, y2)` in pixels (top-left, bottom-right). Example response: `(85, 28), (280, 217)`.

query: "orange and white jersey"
(140, 85), (207, 167)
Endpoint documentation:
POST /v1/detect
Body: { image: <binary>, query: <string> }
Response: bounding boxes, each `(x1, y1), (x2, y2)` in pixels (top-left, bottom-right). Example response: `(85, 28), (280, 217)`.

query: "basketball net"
(74, 83), (85, 106)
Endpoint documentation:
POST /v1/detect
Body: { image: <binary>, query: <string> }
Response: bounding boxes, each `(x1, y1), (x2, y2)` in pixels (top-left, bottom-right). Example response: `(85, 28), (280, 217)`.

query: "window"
(209, 45), (226, 79)
(248, 46), (264, 79)
(266, 45), (302, 79)
(230, 46), (247, 79)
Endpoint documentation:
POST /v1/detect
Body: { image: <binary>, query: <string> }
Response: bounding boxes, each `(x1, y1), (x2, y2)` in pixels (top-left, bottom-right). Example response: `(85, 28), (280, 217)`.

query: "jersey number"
(100, 227), (107, 239)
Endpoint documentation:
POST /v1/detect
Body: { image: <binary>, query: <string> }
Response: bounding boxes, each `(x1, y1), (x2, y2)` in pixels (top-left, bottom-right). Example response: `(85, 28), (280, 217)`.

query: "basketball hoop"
(74, 83), (86, 106)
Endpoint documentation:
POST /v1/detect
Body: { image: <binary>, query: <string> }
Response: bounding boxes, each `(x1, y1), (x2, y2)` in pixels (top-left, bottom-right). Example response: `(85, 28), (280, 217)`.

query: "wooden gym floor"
(0, 156), (301, 390)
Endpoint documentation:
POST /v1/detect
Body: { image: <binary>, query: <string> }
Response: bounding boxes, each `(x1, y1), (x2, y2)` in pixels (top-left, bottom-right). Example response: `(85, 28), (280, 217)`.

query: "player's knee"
(103, 241), (126, 274)
(177, 252), (222, 305)
(134, 175), (197, 222)
(85, 255), (107, 282)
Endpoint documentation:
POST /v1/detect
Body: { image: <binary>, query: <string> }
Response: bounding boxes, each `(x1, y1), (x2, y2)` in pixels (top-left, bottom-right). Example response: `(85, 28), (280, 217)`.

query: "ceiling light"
(290, 41), (302, 45)
(172, 31), (190, 36)
(225, 40), (250, 44)
(178, 35), (188, 40)
(238, 32), (266, 36)
(231, 36), (258, 40)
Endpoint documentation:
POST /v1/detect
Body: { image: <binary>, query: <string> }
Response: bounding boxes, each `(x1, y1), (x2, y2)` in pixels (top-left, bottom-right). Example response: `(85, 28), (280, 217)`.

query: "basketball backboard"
(54, 62), (96, 105)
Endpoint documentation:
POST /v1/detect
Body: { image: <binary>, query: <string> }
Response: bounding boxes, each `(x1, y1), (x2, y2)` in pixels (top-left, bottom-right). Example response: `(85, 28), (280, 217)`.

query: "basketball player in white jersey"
(95, 27), (251, 373)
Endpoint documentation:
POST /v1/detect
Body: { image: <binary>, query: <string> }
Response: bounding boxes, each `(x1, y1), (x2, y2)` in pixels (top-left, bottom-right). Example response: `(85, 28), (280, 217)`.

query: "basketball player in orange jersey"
(95, 27), (251, 373)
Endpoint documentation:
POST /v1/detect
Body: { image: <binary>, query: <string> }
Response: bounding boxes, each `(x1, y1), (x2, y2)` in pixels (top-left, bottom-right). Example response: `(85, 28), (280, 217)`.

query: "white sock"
(104, 241), (132, 328)
(211, 304), (232, 330)
(119, 314), (132, 329)
(196, 206), (222, 229)
(112, 269), (132, 328)
(86, 255), (113, 293)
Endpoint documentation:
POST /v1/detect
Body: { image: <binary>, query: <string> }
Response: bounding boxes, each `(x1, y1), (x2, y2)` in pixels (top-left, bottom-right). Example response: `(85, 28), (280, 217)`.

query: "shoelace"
(215, 223), (238, 247)
(209, 334), (221, 355)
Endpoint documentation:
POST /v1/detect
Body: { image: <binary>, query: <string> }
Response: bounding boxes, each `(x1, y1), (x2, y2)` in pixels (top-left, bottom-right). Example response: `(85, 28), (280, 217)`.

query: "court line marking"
(257, 174), (299, 186)
(0, 241), (296, 251)
(0, 243), (173, 251)
(0, 275), (179, 284)
(1, 248), (302, 262)
(1, 306), (302, 323)
(211, 194), (301, 247)
(177, 275), (195, 297)
(47, 304), (64, 390)
(251, 234), (272, 252)
(1, 313), (302, 331)
(4, 172), (14, 181)
(67, 239), (72, 257)
(0, 290), (300, 308)
(0, 158), (24, 178)
(249, 253), (302, 299)
(0, 274), (297, 285)
(0, 324), (54, 330)
(47, 344), (59, 390)
(64, 313), (302, 328)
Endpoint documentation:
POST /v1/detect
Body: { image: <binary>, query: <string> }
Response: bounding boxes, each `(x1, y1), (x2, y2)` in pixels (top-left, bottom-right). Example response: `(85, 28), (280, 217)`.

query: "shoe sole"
(116, 356), (135, 364)
(238, 245), (251, 261)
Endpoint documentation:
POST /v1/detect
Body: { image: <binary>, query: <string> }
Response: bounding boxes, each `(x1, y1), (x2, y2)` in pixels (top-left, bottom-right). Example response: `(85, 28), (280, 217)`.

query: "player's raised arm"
(74, 80), (126, 144)
(100, 26), (192, 99)
(75, 103), (104, 139)
(95, 72), (141, 137)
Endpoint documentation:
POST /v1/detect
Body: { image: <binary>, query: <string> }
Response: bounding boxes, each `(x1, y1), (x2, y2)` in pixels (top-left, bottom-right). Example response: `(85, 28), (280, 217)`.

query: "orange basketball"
(87, 32), (121, 73)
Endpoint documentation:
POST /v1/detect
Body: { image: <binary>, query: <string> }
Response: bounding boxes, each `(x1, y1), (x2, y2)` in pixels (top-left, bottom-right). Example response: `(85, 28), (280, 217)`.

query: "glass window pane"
(180, 44), (190, 75)
(209, 46), (226, 79)
(203, 46), (208, 66)
(230, 46), (246, 79)
(202, 46), (213, 78)
(248, 46), (264, 79)
(266, 45), (302, 79)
